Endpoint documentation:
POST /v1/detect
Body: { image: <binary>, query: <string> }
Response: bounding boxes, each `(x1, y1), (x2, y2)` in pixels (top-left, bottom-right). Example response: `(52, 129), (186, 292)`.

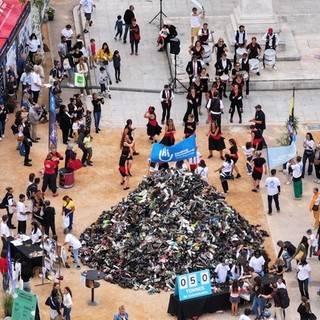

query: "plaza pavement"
(43, 0), (320, 318)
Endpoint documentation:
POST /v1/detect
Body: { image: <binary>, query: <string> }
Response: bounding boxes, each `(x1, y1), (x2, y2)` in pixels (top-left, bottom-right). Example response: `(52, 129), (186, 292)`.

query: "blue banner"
(48, 90), (57, 149)
(267, 141), (297, 168)
(7, 242), (15, 293)
(150, 135), (197, 162)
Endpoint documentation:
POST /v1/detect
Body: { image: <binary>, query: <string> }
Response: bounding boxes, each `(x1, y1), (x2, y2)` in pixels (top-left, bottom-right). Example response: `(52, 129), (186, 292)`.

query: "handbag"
(312, 204), (319, 211)
(62, 215), (70, 229)
(310, 313), (317, 320)
(295, 250), (304, 261)
(17, 134), (24, 142)
(74, 72), (86, 88)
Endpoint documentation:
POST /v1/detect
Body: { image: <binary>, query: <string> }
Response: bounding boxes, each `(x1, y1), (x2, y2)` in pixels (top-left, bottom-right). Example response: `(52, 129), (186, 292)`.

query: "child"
(188, 150), (201, 173)
(88, 38), (96, 69)
(85, 110), (92, 132)
(241, 141), (255, 175)
(83, 131), (93, 166)
(157, 24), (170, 51)
(113, 50), (121, 83)
(229, 279), (241, 316)
(306, 229), (318, 257)
(114, 15), (124, 40)
(98, 67), (111, 99)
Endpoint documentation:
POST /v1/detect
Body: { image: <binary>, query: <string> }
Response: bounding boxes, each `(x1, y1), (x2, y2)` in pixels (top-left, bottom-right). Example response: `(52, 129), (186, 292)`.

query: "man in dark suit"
(214, 53), (232, 97)
(186, 55), (202, 85)
(160, 84), (174, 124)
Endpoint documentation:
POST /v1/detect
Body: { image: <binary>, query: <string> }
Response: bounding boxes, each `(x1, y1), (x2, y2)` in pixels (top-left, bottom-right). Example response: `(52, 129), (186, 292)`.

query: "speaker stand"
(170, 54), (188, 92)
(149, 0), (167, 30)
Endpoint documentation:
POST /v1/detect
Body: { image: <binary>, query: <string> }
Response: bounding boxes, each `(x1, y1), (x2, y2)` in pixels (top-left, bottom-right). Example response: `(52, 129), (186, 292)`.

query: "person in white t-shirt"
(215, 153), (234, 194)
(30, 66), (43, 104)
(16, 194), (30, 234)
(63, 230), (81, 269)
(188, 150), (201, 173)
(249, 251), (266, 275)
(265, 169), (281, 215)
(30, 221), (42, 244)
(195, 159), (208, 181)
(61, 24), (74, 49)
(78, 0), (95, 33)
(0, 215), (10, 250)
(289, 156), (303, 199)
(239, 308), (251, 320)
(214, 260), (230, 283)
(190, 7), (204, 45)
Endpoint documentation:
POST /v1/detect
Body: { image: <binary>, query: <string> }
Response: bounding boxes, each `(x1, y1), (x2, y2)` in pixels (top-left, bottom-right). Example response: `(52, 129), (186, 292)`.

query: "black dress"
(183, 93), (199, 123)
(208, 130), (225, 151)
(146, 116), (162, 137)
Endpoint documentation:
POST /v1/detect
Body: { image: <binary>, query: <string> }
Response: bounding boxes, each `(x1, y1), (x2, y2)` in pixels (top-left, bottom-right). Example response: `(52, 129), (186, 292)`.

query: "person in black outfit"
(21, 119), (32, 167)
(43, 200), (56, 237)
(277, 240), (297, 271)
(0, 187), (16, 229)
(250, 104), (266, 134)
(60, 105), (72, 144)
(123, 5), (135, 44)
(214, 53), (232, 98)
(0, 102), (9, 139)
(77, 126), (88, 166)
(186, 55), (202, 86)
(239, 52), (250, 97)
(160, 85), (174, 125)
(91, 93), (104, 133)
(229, 84), (243, 123)
(297, 296), (312, 320)
(183, 86), (199, 124)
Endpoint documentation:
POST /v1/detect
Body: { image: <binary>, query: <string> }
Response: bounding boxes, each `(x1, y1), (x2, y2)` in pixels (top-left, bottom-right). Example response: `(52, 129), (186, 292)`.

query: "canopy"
(0, 0), (28, 55)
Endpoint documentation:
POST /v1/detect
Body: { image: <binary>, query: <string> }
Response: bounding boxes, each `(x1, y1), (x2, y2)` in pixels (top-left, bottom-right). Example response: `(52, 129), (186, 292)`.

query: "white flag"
(190, 0), (204, 10)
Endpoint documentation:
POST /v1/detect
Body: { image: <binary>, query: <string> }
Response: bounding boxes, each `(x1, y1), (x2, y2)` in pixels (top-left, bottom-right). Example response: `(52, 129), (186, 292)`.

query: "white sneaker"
(0, 137), (2, 141)
(273, 65), (277, 70)
(261, 66), (264, 70)
(1, 134), (4, 138)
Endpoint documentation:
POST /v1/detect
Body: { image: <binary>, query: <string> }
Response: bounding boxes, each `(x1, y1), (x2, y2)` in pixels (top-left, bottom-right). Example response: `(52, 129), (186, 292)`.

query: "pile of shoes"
(79, 169), (269, 292)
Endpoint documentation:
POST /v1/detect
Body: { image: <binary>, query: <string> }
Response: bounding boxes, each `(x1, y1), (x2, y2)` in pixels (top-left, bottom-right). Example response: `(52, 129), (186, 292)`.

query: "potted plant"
(46, 6), (55, 21)
(2, 293), (13, 318)
(276, 116), (299, 146)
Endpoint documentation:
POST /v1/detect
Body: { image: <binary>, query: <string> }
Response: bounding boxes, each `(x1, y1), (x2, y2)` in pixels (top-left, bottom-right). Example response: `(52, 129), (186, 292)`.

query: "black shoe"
(267, 212), (272, 215)
(123, 40), (127, 44)
(110, 80), (112, 85)
(118, 79), (122, 82)
(9, 226), (16, 229)
(32, 140), (38, 143)
(116, 80), (118, 83)
(98, 128), (101, 131)
(277, 209), (280, 213)
(36, 137), (41, 140)
(24, 163), (32, 167)
(96, 130), (99, 133)
(236, 173), (241, 178)
(223, 93), (227, 98)
(27, 159), (32, 162)
(257, 72), (261, 76)
(83, 29), (89, 33)
(89, 20), (93, 26)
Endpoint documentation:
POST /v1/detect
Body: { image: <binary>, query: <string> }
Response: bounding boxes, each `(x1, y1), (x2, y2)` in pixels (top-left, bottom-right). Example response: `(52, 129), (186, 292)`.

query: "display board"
(12, 288), (37, 320)
(174, 269), (212, 301)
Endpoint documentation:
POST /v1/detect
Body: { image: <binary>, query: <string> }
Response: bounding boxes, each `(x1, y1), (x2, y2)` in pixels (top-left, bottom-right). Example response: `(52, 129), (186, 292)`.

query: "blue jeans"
(246, 156), (253, 173)
(73, 247), (80, 267)
(252, 295), (265, 315)
(63, 307), (72, 320)
(0, 121), (5, 135)
(94, 112), (101, 131)
(123, 24), (130, 41)
(282, 252), (294, 271)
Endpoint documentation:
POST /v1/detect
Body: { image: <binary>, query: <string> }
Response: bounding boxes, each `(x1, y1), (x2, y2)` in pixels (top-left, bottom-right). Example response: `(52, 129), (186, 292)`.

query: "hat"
(254, 104), (262, 109)
(268, 27), (273, 33)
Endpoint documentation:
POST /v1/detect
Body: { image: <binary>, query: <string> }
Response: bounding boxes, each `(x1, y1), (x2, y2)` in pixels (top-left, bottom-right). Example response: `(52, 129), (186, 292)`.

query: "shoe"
(220, 156), (224, 160)
(96, 130), (99, 134)
(53, 193), (59, 197)
(161, 120), (165, 125)
(24, 163), (32, 167)
(116, 80), (118, 83)
(267, 212), (272, 215)
(108, 94), (111, 99)
(277, 209), (280, 213)
(67, 82), (75, 88)
(208, 155), (213, 159)
(257, 72), (260, 76)
(27, 159), (32, 163)
(9, 226), (16, 229)
(86, 162), (93, 166)
(135, 52), (138, 55)
(76, 265), (81, 270)
(252, 189), (257, 193)
(247, 172), (252, 175)
(133, 152), (139, 155)
(110, 81), (112, 85)
(223, 94), (227, 98)
(32, 140), (38, 143)
(114, 37), (117, 40)
(239, 119), (242, 123)
(236, 173), (241, 178)
(83, 29), (89, 33)
(118, 79), (122, 82)
(123, 187), (130, 190)
(120, 181), (125, 185)
(98, 128), (101, 131)
(89, 20), (93, 26)
(273, 65), (277, 70)
(123, 40), (127, 44)
(36, 137), (41, 140)
(230, 118), (233, 123)
(130, 52), (133, 55)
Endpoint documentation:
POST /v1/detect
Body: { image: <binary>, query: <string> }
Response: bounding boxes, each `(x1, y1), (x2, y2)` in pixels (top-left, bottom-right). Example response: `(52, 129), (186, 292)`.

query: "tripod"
(149, 0), (167, 30)
(170, 54), (188, 91)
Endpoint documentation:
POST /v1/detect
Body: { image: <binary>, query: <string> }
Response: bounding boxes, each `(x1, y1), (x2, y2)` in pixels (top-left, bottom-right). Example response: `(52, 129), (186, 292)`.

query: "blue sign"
(266, 140), (297, 168)
(49, 90), (57, 149)
(150, 135), (197, 163)
(174, 269), (211, 301)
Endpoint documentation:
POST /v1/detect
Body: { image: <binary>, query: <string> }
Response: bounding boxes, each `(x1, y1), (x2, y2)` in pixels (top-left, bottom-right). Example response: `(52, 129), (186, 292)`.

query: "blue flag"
(150, 135), (197, 162)
(267, 140), (297, 168)
(49, 90), (57, 149)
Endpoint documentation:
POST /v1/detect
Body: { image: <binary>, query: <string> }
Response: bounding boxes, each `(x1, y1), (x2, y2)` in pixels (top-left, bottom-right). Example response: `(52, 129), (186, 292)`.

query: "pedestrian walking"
(123, 5), (135, 44)
(265, 169), (281, 215)
(229, 138), (241, 178)
(251, 151), (267, 192)
(297, 296), (315, 320)
(296, 259), (311, 299)
(113, 50), (121, 83)
(78, 0), (95, 33)
(114, 15), (124, 40)
(308, 187), (320, 229)
(215, 154), (234, 194)
(183, 86), (199, 124)
(241, 142), (255, 175)
(62, 286), (73, 320)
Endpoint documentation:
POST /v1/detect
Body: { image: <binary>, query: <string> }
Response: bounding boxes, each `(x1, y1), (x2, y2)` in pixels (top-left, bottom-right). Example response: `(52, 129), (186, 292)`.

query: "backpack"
(277, 288), (290, 309)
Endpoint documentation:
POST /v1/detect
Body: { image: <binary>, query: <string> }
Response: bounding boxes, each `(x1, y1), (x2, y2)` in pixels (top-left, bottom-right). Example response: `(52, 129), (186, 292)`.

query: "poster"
(12, 288), (37, 320)
(6, 41), (17, 72)
(18, 14), (32, 56)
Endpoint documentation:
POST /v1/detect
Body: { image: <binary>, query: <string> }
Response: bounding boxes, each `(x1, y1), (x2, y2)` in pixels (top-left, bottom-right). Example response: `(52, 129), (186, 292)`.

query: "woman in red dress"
(144, 106), (162, 143)
(207, 120), (225, 160)
(160, 119), (176, 146)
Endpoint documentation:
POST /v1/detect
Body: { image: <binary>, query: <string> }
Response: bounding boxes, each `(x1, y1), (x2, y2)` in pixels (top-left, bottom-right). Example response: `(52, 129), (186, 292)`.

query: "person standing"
(233, 25), (247, 64)
(294, 236), (309, 263)
(144, 107), (162, 143)
(62, 287), (73, 320)
(123, 5), (135, 44)
(30, 66), (43, 104)
(114, 305), (129, 320)
(290, 156), (303, 199)
(251, 151), (267, 192)
(96, 43), (113, 84)
(42, 153), (59, 197)
(190, 7), (204, 45)
(28, 104), (43, 142)
(0, 102), (9, 141)
(129, 19), (140, 55)
(206, 91), (224, 129)
(21, 118), (33, 167)
(21, 260), (33, 292)
(296, 259), (311, 299)
(78, 0), (95, 33)
(215, 154), (234, 194)
(43, 200), (56, 237)
(214, 53), (232, 98)
(302, 132), (315, 178)
(183, 86), (199, 124)
(0, 215), (10, 250)
(309, 187), (320, 230)
(207, 120), (225, 160)
(114, 15), (124, 40)
(186, 55), (202, 86)
(63, 230), (81, 269)
(229, 279), (241, 316)
(47, 288), (62, 320)
(26, 33), (41, 62)
(113, 50), (121, 83)
(0, 250), (9, 292)
(62, 196), (75, 231)
(229, 84), (243, 124)
(160, 84), (174, 125)
(91, 93), (104, 133)
(262, 27), (279, 69)
(16, 194), (30, 234)
(1, 187), (16, 229)
(250, 104), (266, 139)
(246, 36), (262, 76)
(265, 169), (281, 215)
(297, 296), (313, 320)
(239, 52), (250, 97)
